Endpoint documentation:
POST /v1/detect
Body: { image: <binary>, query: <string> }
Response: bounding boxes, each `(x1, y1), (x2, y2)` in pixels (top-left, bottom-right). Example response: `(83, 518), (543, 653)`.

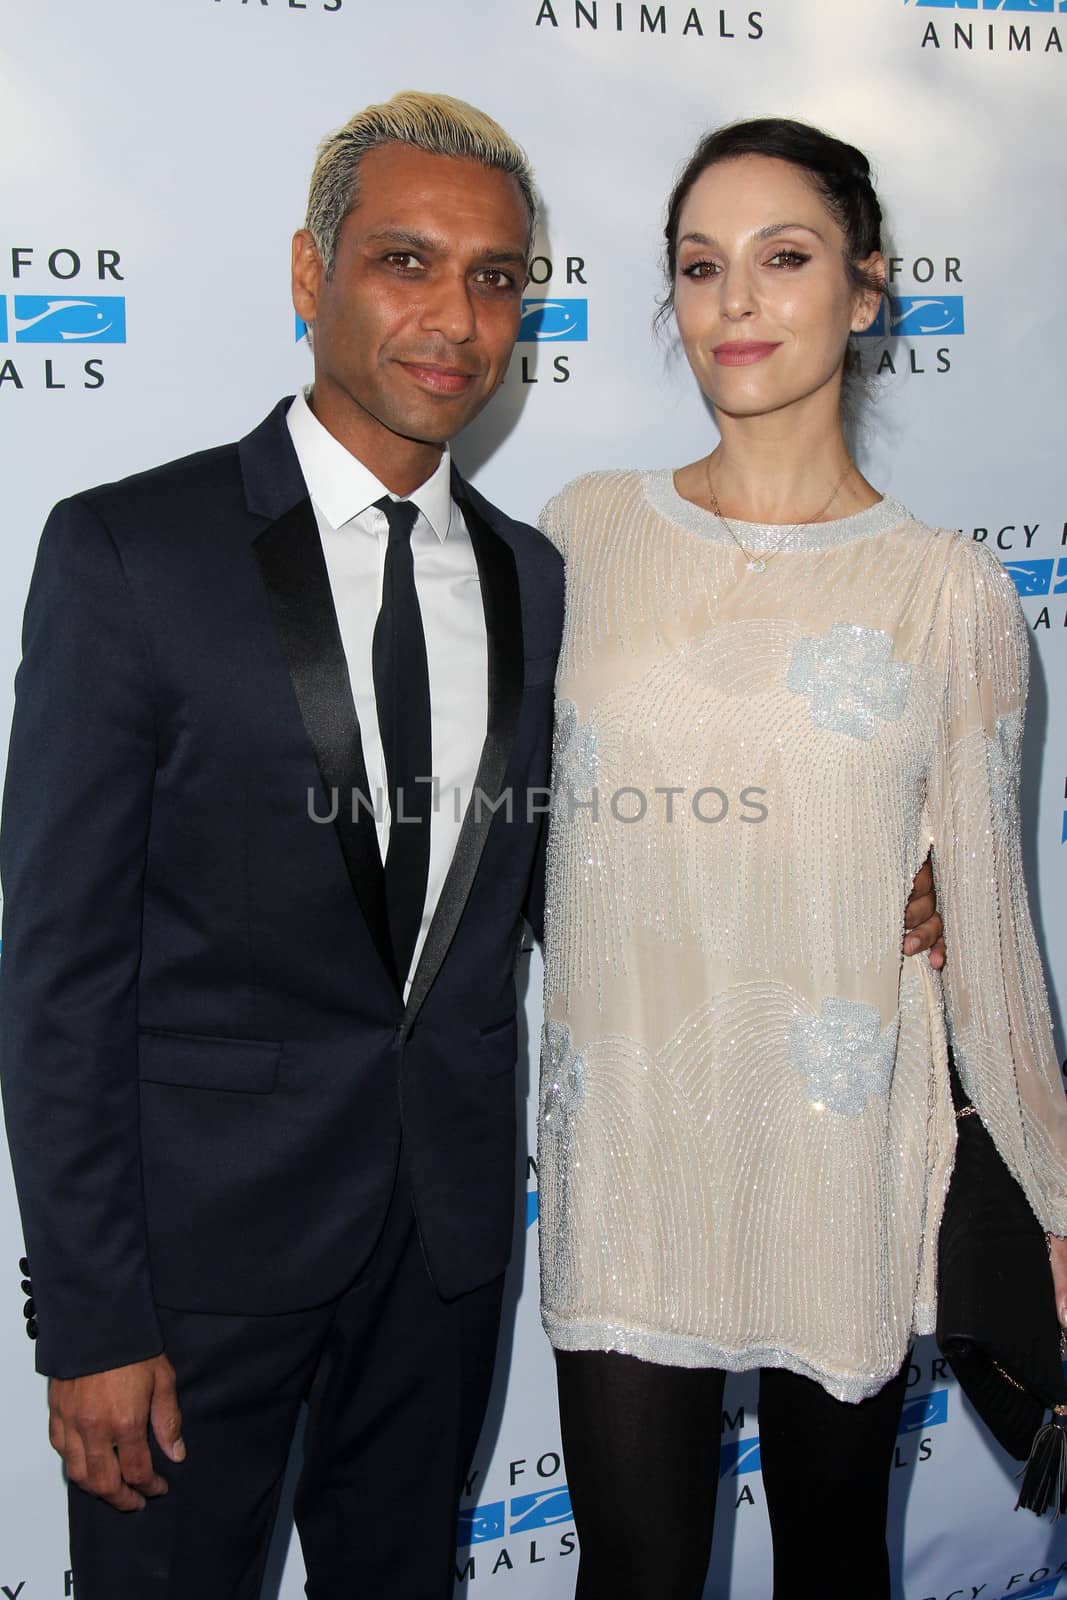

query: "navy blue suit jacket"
(0, 399), (563, 1379)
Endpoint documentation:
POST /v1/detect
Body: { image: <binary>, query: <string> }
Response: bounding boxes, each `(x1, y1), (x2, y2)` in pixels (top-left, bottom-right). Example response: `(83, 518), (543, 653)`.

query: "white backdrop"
(2, 1), (1066, 1595)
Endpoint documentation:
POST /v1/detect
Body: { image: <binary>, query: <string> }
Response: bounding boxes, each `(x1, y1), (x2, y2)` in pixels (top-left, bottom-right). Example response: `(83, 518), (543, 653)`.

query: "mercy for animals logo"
(1, 243), (126, 395)
(902, 0), (1066, 54)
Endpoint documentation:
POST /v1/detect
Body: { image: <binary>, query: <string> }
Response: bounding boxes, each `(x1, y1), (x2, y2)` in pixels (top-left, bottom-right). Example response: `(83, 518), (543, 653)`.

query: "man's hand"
(48, 1353), (184, 1511)
(903, 855), (945, 970)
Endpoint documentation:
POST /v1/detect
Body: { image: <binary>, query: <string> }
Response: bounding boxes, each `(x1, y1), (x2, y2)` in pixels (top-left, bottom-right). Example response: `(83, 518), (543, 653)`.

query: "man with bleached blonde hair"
(1, 90), (563, 1598)
(305, 90), (538, 277)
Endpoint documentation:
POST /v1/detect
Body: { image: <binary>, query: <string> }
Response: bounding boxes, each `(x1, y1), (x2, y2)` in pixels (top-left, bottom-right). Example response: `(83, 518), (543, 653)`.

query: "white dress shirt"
(286, 390), (489, 996)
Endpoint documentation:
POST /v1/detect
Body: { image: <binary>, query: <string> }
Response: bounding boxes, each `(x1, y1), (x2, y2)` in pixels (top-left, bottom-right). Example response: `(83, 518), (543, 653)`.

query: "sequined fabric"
(788, 998), (899, 1117)
(787, 624), (911, 739)
(535, 468), (1067, 1403)
(986, 709), (1024, 832)
(553, 699), (599, 805)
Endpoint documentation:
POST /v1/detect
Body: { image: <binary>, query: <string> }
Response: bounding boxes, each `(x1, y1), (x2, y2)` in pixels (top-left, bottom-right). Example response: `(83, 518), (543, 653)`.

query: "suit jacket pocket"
(137, 1029), (281, 1094)
(479, 1015), (519, 1078)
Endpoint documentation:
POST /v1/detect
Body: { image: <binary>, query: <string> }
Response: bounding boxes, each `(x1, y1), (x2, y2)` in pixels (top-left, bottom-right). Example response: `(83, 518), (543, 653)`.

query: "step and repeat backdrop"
(2, 0), (1066, 1596)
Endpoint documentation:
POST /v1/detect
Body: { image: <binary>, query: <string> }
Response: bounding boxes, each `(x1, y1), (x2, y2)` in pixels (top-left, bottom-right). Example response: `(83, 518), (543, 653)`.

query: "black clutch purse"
(936, 1052), (1067, 1515)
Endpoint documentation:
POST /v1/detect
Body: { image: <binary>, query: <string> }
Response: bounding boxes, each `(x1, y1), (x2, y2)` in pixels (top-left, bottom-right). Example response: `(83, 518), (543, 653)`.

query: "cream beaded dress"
(536, 468), (1067, 1402)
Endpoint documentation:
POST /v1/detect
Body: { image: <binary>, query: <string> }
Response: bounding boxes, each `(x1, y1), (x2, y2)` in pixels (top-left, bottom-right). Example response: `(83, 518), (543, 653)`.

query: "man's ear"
(292, 229), (324, 327)
(851, 251), (886, 334)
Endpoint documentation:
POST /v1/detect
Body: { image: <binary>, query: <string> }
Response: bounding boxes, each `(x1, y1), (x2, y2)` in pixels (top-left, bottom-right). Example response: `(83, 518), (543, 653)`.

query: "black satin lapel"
(402, 505), (524, 1033)
(254, 501), (399, 992)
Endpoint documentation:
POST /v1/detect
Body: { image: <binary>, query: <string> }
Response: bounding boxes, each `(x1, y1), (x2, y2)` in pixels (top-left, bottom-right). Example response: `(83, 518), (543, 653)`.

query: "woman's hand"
(1049, 1235), (1067, 1330)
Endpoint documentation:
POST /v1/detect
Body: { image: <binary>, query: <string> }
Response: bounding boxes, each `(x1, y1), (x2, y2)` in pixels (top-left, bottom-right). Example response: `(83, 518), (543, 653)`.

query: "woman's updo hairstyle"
(659, 117), (885, 324)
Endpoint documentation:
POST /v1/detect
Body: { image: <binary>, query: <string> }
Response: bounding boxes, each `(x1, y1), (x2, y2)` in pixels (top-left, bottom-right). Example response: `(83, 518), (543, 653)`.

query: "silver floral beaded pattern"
(538, 1020), (587, 1310)
(787, 624), (911, 740)
(986, 708), (1023, 830)
(789, 998), (899, 1117)
(553, 698), (599, 805)
(540, 1019), (587, 1125)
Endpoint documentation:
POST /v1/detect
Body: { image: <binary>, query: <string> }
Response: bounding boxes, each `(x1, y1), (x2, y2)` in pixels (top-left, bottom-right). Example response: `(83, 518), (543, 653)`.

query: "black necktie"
(372, 497), (432, 987)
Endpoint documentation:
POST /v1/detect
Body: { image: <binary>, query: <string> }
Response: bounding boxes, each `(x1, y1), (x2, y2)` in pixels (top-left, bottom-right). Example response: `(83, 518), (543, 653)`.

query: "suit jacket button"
(22, 1300), (35, 1319)
(18, 1257), (29, 1277)
(26, 1318), (37, 1340)
(20, 1279), (32, 1296)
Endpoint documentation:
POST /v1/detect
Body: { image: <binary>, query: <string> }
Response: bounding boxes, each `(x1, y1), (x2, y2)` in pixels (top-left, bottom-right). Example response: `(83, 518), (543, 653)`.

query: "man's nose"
(420, 273), (477, 343)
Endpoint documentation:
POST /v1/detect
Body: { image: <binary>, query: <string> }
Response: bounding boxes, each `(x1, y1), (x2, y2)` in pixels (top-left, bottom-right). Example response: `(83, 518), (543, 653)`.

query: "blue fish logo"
(295, 313), (308, 342)
(996, 1582), (1063, 1600)
(1003, 559), (1054, 597)
(911, 0), (1066, 11)
(518, 298), (588, 343)
(1054, 557), (1067, 594)
(856, 295), (965, 339)
(456, 1500), (506, 1546)
(898, 1389), (949, 1434)
(719, 1437), (762, 1477)
(890, 296), (965, 336)
(13, 296), (126, 344)
(526, 1190), (539, 1228)
(509, 1487), (573, 1532)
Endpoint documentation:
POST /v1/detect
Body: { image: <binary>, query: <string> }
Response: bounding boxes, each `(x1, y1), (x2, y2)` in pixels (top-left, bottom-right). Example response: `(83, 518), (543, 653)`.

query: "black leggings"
(555, 1349), (909, 1600)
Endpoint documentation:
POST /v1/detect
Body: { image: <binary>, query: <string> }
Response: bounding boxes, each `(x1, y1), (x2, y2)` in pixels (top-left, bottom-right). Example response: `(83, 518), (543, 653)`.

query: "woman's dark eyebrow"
(678, 222), (825, 248)
(755, 221), (825, 241)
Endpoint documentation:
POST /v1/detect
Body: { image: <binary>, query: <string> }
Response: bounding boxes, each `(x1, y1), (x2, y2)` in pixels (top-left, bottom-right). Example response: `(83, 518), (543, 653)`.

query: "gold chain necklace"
(704, 456), (855, 574)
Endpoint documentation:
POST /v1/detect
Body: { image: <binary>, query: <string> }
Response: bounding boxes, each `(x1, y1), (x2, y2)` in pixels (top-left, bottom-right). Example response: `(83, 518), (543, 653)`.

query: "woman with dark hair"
(537, 119), (1067, 1598)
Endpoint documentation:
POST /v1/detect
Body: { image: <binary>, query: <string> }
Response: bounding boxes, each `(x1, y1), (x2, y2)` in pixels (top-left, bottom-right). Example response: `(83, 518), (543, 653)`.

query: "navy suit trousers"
(67, 1159), (504, 1600)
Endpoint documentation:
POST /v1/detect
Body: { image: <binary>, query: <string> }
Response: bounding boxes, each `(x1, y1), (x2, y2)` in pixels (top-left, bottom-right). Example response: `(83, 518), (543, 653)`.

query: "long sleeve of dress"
(537, 492), (568, 560)
(929, 538), (1067, 1235)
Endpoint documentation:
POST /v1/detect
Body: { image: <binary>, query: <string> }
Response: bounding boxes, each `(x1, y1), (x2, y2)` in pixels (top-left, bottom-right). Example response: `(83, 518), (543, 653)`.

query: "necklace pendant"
(747, 557), (767, 574)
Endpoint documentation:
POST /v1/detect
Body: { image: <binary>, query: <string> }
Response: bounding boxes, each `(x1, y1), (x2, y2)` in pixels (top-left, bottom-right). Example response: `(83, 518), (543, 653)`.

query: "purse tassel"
(1016, 1408), (1067, 1517)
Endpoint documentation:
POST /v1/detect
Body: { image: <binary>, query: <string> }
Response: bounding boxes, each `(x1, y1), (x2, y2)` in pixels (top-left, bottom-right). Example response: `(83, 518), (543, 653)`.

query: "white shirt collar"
(286, 388), (454, 543)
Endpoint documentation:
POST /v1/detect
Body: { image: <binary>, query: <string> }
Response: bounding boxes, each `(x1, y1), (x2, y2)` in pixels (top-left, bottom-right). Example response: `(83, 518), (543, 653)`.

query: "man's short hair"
(306, 90), (538, 277)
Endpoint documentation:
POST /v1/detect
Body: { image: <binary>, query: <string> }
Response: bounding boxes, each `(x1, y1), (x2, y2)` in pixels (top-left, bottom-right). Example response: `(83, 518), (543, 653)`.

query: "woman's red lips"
(712, 342), (781, 367)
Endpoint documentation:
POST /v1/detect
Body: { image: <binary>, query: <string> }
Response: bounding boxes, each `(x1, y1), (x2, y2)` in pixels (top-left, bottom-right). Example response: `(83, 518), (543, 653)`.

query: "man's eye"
(477, 269), (517, 289)
(681, 259), (719, 279)
(385, 253), (422, 270)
